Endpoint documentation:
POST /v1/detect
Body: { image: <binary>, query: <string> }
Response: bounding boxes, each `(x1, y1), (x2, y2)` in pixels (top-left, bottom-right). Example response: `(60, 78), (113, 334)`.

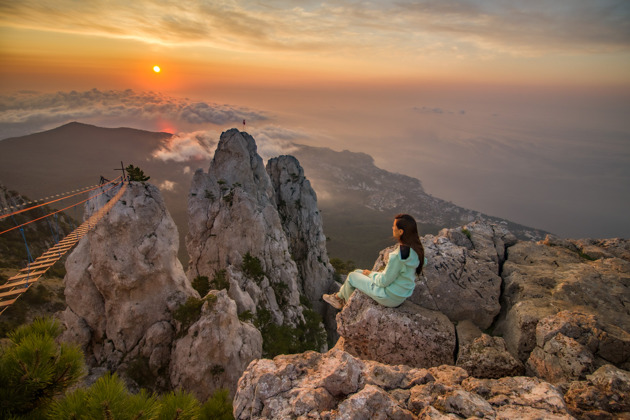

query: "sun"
(153, 65), (161, 73)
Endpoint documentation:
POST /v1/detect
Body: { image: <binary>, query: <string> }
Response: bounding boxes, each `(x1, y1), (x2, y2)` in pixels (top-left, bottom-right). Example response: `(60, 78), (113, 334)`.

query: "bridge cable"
(0, 181), (128, 315)
(0, 177), (121, 220)
(0, 180), (122, 236)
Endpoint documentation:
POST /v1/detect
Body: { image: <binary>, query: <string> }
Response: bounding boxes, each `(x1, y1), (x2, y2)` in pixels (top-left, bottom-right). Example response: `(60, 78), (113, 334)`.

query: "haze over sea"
(1, 1), (629, 239)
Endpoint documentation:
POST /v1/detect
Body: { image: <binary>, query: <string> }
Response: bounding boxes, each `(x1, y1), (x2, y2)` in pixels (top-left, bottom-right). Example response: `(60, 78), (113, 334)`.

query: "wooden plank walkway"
(0, 182), (128, 315)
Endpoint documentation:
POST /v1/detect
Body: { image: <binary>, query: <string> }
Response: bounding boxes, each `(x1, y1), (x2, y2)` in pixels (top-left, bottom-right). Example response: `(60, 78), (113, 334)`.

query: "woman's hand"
(362, 269), (371, 276)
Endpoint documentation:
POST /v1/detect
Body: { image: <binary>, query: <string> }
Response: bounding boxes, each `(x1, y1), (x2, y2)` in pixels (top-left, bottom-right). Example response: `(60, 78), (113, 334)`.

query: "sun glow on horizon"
(153, 65), (161, 73)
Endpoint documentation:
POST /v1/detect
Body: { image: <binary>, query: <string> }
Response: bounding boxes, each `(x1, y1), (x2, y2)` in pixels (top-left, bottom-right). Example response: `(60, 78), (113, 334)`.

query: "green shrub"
(48, 373), (201, 420)
(329, 258), (356, 275)
(158, 390), (201, 420)
(0, 319), (235, 419)
(0, 317), (85, 418)
(201, 388), (234, 420)
(211, 269), (230, 291)
(49, 372), (234, 419)
(172, 295), (217, 334)
(125, 164), (150, 182)
(242, 252), (265, 283)
(273, 282), (289, 309)
(222, 189), (235, 204)
(173, 297), (205, 327)
(462, 228), (472, 240)
(299, 294), (312, 308)
(124, 355), (160, 392)
(238, 310), (254, 322)
(297, 307), (327, 353)
(254, 305), (327, 358)
(192, 275), (210, 297)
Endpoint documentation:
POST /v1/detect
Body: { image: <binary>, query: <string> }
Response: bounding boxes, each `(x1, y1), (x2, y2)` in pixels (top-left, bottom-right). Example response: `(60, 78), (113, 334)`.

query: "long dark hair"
(395, 213), (425, 274)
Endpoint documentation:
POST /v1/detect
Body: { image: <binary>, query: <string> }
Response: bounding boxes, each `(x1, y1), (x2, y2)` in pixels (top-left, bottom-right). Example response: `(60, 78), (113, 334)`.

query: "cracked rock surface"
(234, 349), (576, 419)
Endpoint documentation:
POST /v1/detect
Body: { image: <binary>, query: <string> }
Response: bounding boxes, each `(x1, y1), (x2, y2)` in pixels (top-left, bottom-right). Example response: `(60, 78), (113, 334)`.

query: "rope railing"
(0, 177), (123, 236)
(0, 176), (122, 220)
(0, 180), (128, 316)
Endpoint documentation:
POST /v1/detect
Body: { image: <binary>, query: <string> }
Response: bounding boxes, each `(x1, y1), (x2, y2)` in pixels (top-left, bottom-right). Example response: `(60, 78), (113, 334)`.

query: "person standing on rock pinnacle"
(323, 213), (425, 309)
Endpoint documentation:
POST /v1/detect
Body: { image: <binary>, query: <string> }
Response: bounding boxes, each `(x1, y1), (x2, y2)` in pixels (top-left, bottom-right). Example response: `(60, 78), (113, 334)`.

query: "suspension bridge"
(0, 175), (128, 316)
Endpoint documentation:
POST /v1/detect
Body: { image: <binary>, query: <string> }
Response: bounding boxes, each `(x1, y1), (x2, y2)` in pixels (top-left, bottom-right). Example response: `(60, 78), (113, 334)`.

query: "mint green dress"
(337, 246), (419, 307)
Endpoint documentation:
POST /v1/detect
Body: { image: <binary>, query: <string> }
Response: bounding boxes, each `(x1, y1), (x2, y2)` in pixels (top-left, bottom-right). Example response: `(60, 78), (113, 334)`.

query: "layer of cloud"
(158, 180), (176, 192)
(248, 126), (306, 160)
(149, 125), (308, 165)
(152, 130), (218, 162)
(1, 0), (628, 58)
(0, 89), (267, 139)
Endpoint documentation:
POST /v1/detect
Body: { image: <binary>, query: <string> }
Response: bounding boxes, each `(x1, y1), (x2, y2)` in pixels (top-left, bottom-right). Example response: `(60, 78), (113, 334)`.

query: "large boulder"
(61, 182), (196, 388)
(564, 364), (630, 419)
(186, 129), (303, 326)
(526, 311), (630, 387)
(494, 237), (630, 363)
(233, 348), (576, 419)
(169, 290), (262, 399)
(462, 375), (575, 419)
(335, 291), (456, 368)
(455, 320), (524, 379)
(373, 221), (516, 330)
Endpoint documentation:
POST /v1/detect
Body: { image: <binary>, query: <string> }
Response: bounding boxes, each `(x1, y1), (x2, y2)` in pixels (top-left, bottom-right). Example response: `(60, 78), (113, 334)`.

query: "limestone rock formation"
(335, 291), (456, 368)
(494, 236), (630, 363)
(62, 182), (262, 395)
(186, 129), (302, 326)
(455, 320), (524, 379)
(61, 182), (196, 388)
(526, 310), (630, 387)
(372, 221), (516, 329)
(233, 348), (576, 419)
(170, 290), (262, 399)
(266, 155), (335, 317)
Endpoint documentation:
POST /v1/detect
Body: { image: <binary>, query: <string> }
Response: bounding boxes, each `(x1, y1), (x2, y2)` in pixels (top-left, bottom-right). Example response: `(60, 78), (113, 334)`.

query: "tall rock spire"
(266, 155), (335, 316)
(61, 182), (197, 388)
(186, 129), (303, 326)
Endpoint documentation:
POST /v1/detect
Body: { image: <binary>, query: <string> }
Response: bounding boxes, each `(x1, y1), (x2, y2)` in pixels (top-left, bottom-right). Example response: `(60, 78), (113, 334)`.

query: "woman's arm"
(371, 253), (403, 288)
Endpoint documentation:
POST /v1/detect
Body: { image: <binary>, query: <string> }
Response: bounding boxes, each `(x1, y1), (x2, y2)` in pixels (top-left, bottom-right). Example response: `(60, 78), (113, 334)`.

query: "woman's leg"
(338, 270), (372, 301)
(339, 270), (404, 307)
(337, 275), (356, 301)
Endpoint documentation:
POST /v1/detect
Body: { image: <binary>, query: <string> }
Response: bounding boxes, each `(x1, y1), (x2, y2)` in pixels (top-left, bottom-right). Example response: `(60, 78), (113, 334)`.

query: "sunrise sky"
(2, 1), (629, 90)
(1, 0), (629, 238)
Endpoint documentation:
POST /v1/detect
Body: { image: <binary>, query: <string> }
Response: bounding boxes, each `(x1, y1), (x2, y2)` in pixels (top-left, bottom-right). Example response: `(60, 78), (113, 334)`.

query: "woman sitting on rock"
(323, 213), (425, 309)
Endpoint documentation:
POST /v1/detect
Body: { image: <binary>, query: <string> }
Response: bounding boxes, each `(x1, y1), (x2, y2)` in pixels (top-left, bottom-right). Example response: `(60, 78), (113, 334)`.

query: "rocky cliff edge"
(234, 223), (630, 419)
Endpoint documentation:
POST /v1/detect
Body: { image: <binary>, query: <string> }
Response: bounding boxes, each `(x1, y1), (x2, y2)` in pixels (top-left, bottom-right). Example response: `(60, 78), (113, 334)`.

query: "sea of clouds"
(1, 88), (628, 240)
(0, 89), (267, 139)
